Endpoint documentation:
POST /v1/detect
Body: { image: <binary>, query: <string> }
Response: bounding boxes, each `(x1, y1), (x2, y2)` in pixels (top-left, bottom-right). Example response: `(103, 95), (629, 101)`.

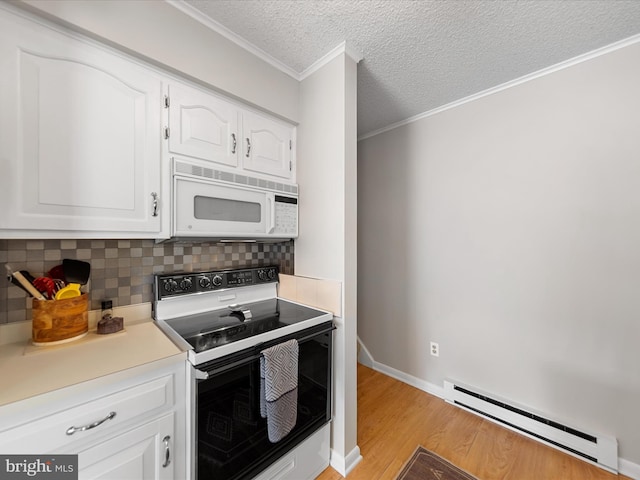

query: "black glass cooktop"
(164, 298), (327, 353)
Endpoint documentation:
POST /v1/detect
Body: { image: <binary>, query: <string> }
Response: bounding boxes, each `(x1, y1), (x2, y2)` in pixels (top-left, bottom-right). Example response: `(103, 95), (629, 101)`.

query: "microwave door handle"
(267, 193), (275, 234)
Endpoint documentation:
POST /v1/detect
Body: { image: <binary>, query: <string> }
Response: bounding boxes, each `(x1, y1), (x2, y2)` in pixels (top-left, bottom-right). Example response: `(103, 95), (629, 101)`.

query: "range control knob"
(212, 275), (223, 287)
(258, 270), (268, 281)
(179, 278), (193, 291)
(267, 269), (277, 280)
(164, 279), (178, 292)
(199, 276), (211, 289)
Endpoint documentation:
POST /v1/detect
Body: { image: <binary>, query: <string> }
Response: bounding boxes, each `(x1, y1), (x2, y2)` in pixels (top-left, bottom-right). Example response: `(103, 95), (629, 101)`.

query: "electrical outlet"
(430, 342), (439, 357)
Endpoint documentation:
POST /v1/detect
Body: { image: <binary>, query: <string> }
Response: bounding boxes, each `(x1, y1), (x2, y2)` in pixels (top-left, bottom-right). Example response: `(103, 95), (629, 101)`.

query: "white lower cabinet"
(77, 413), (174, 480)
(0, 357), (187, 480)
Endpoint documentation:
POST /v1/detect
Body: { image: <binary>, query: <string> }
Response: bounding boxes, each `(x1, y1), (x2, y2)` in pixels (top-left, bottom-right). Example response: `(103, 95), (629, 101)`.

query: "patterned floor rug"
(396, 446), (478, 480)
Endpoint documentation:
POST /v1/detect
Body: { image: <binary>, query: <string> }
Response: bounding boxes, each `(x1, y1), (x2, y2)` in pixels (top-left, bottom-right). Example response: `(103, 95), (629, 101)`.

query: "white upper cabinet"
(167, 83), (239, 168)
(0, 6), (296, 239)
(166, 81), (295, 182)
(0, 8), (165, 238)
(242, 110), (294, 179)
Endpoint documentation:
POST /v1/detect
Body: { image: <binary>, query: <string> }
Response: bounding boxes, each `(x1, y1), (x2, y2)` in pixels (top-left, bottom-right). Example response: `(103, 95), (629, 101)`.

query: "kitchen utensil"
(55, 283), (81, 300)
(6, 264), (28, 293)
(62, 259), (91, 286)
(14, 271), (45, 300)
(54, 259), (91, 300)
(6, 266), (26, 292)
(33, 276), (56, 300)
(5, 264), (46, 300)
(52, 278), (65, 295)
(48, 264), (66, 282)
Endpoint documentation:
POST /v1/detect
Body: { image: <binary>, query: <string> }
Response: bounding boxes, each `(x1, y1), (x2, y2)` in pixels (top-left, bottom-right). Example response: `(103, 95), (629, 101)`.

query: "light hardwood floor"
(316, 364), (631, 480)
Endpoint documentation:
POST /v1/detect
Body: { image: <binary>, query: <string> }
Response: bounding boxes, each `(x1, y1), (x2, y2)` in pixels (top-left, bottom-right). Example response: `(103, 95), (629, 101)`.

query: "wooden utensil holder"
(32, 293), (89, 345)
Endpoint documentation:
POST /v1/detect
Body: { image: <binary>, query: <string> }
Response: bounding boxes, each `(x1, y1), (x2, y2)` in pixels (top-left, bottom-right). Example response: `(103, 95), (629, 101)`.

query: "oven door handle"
(196, 354), (260, 380)
(195, 323), (336, 380)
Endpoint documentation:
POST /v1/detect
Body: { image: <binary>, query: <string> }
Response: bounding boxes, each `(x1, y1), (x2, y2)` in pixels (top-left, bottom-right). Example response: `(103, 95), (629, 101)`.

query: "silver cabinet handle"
(151, 192), (159, 217)
(66, 411), (116, 436)
(245, 138), (251, 158)
(162, 435), (171, 468)
(231, 133), (237, 154)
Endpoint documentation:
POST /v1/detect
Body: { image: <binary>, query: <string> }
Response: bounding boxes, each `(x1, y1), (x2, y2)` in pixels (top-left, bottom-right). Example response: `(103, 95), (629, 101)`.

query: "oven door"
(194, 321), (334, 480)
(174, 175), (272, 237)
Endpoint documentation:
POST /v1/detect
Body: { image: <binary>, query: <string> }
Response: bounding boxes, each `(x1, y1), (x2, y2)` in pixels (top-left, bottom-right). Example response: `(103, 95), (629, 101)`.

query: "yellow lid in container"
(55, 283), (81, 300)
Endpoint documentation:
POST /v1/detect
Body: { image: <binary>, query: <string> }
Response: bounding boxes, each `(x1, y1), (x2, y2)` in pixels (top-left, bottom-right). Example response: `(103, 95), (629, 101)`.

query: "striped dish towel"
(260, 339), (299, 442)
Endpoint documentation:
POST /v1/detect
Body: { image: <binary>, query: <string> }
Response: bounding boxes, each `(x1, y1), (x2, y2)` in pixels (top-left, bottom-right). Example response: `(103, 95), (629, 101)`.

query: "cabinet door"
(167, 83), (239, 168)
(78, 413), (174, 480)
(242, 111), (294, 180)
(0, 10), (163, 237)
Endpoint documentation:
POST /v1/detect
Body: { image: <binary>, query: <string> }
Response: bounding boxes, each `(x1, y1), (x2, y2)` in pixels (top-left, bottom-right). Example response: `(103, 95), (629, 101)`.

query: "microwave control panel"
(274, 196), (298, 236)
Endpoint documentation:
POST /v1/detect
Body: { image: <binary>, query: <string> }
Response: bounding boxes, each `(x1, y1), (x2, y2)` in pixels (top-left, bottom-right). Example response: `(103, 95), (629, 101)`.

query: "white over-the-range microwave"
(171, 159), (298, 241)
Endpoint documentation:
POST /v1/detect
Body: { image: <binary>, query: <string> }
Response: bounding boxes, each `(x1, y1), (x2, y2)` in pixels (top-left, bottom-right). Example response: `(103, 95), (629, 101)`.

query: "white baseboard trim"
(330, 445), (362, 477)
(370, 360), (445, 399)
(358, 340), (640, 478)
(356, 336), (374, 367)
(620, 458), (640, 479)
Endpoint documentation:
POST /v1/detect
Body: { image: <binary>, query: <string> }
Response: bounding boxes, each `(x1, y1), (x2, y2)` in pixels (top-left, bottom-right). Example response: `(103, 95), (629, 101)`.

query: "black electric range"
(152, 266), (333, 365)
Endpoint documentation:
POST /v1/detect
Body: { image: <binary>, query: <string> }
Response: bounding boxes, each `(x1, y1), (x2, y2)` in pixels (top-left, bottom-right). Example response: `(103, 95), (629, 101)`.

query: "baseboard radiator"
(443, 381), (618, 473)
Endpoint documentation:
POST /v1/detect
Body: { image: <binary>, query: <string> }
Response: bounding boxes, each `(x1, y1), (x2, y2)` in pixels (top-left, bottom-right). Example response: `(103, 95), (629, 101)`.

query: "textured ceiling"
(181, 0), (640, 137)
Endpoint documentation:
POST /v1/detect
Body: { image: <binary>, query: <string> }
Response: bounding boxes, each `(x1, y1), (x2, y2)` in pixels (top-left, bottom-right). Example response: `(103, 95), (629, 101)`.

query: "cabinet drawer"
(254, 425), (330, 480)
(0, 374), (174, 454)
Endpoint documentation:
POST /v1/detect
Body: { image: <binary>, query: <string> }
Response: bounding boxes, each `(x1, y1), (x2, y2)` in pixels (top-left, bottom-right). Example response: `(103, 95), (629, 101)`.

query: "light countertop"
(0, 321), (185, 407)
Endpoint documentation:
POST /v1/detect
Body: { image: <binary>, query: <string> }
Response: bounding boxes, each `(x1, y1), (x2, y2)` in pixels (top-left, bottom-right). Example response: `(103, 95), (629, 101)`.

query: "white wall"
(296, 56), (345, 280)
(358, 40), (640, 467)
(16, 0), (299, 122)
(298, 53), (360, 475)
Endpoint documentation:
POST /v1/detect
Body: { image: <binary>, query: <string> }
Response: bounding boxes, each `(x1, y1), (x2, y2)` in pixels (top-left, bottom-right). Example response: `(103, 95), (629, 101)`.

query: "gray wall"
(358, 41), (640, 464)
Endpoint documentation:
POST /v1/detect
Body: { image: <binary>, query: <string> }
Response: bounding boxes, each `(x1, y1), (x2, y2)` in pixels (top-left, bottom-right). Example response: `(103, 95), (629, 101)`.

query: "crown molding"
(300, 41), (363, 81)
(359, 32), (640, 142)
(165, 0), (362, 83)
(165, 0), (300, 80)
